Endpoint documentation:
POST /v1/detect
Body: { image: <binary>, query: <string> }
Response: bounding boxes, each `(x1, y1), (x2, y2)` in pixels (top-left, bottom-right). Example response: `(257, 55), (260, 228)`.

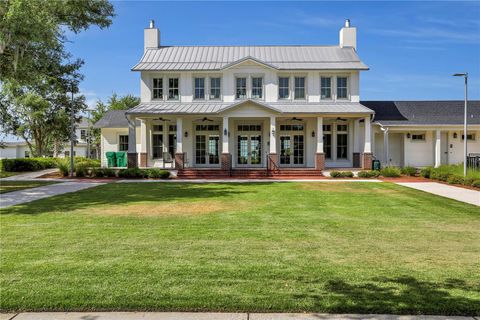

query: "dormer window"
(236, 77), (247, 99)
(294, 77), (305, 100)
(194, 77), (205, 100)
(278, 77), (289, 99)
(168, 78), (179, 100)
(251, 77), (263, 99)
(153, 78), (163, 99)
(210, 77), (221, 100)
(337, 77), (348, 99)
(321, 77), (332, 99)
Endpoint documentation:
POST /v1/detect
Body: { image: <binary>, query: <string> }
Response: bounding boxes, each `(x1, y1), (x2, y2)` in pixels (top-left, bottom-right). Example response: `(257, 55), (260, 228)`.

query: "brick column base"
(315, 153), (325, 171)
(175, 153), (185, 169)
(362, 153), (373, 170)
(139, 153), (147, 167)
(221, 153), (231, 171)
(127, 153), (138, 168)
(353, 152), (361, 168)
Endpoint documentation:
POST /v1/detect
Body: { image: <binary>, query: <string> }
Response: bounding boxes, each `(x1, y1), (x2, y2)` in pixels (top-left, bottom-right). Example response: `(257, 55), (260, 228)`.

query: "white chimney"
(339, 19), (356, 50)
(144, 19), (160, 52)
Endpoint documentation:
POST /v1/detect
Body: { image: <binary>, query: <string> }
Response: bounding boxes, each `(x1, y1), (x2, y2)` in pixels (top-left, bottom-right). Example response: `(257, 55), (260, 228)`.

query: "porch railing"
(467, 154), (480, 170)
(266, 154), (280, 176)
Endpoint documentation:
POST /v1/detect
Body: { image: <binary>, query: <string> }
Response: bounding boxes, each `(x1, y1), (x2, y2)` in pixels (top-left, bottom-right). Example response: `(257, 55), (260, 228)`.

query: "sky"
(64, 1), (480, 108)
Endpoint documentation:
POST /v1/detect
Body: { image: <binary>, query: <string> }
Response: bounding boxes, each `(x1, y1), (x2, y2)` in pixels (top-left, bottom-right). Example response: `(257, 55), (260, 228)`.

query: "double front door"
(280, 134), (304, 165)
(195, 134), (220, 166)
(237, 124), (262, 166)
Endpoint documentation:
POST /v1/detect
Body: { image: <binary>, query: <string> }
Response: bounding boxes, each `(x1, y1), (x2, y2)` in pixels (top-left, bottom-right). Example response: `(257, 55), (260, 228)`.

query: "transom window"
(210, 77), (221, 100)
(294, 77), (305, 99)
(462, 134), (476, 140)
(238, 125), (261, 131)
(280, 124), (304, 131)
(278, 77), (289, 99)
(411, 134), (425, 141)
(168, 78), (179, 100)
(321, 77), (332, 99)
(196, 124), (220, 131)
(153, 78), (163, 99)
(235, 77), (247, 99)
(119, 135), (129, 151)
(194, 78), (205, 100)
(251, 77), (263, 99)
(337, 77), (348, 99)
(169, 125), (177, 132)
(152, 125), (163, 132)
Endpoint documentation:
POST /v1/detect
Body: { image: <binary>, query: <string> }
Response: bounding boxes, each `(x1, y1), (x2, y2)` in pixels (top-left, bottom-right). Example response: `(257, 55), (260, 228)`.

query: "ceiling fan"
(290, 117), (303, 122)
(195, 117), (214, 122)
(336, 117), (347, 122)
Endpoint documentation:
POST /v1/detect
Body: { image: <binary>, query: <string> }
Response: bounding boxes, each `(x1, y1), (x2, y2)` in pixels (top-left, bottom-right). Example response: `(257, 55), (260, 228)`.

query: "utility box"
(116, 151), (127, 168)
(106, 152), (116, 168)
(372, 159), (381, 171)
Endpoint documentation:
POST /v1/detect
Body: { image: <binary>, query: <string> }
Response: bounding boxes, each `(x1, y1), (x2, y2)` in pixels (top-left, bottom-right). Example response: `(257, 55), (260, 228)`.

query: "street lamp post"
(453, 72), (468, 176)
(70, 85), (75, 178)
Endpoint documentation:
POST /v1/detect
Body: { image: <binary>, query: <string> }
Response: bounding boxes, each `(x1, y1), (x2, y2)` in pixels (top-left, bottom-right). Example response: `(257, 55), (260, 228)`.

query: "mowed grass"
(0, 180), (57, 194)
(1, 182), (479, 315)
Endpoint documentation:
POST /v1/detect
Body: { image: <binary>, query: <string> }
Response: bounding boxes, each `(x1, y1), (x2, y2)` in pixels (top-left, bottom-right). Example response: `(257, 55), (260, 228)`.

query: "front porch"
(124, 113), (374, 174)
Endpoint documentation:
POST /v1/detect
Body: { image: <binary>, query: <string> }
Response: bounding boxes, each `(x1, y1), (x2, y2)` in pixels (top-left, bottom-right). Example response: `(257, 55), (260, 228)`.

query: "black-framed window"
(411, 134), (425, 141)
(194, 77), (205, 100)
(278, 77), (289, 99)
(294, 77), (305, 99)
(210, 77), (221, 100)
(337, 77), (348, 99)
(236, 77), (247, 99)
(251, 77), (263, 99)
(321, 77), (332, 99)
(119, 135), (129, 151)
(80, 129), (86, 140)
(168, 78), (179, 100)
(153, 78), (163, 99)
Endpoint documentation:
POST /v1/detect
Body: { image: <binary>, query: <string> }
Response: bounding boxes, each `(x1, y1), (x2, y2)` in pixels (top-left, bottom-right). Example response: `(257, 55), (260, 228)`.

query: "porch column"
(434, 129), (441, 168)
(383, 128), (389, 166)
(139, 119), (147, 167)
(269, 116), (278, 166)
(127, 115), (137, 168)
(353, 119), (361, 168)
(221, 116), (231, 171)
(362, 116), (373, 169)
(175, 117), (184, 169)
(315, 116), (325, 170)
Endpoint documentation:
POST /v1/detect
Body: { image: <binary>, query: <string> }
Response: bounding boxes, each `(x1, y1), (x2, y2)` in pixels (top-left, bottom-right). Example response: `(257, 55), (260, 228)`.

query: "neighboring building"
(94, 20), (480, 173)
(0, 118), (91, 159)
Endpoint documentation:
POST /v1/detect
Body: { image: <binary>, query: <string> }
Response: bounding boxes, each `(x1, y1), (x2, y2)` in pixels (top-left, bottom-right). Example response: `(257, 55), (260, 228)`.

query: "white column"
(127, 115), (136, 154)
(269, 116), (276, 153)
(353, 119), (360, 153)
(435, 129), (441, 168)
(363, 116), (371, 153)
(162, 121), (168, 153)
(140, 119), (147, 153)
(383, 129), (389, 165)
(176, 118), (183, 153)
(222, 116), (229, 153)
(316, 117), (323, 153)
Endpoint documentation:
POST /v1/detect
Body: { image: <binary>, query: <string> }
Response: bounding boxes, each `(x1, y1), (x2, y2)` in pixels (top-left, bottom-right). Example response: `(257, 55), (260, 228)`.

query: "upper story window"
(80, 129), (86, 140)
(278, 77), (289, 99)
(210, 77), (221, 100)
(294, 77), (305, 100)
(168, 78), (179, 100)
(153, 78), (163, 99)
(337, 77), (348, 99)
(194, 77), (205, 100)
(236, 77), (247, 99)
(321, 77), (332, 99)
(251, 77), (263, 99)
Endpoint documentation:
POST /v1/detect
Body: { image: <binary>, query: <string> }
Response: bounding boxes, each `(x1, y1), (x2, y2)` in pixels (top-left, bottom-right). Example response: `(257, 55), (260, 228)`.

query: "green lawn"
(0, 180), (57, 194)
(1, 182), (479, 315)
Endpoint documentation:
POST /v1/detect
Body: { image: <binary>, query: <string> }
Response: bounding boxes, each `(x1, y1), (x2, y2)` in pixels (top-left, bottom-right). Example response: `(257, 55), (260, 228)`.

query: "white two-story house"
(94, 20), (480, 175)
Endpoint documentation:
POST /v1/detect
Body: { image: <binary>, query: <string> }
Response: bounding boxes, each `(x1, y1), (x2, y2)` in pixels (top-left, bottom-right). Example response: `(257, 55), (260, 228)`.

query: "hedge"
(0, 158), (57, 172)
(358, 170), (380, 178)
(329, 170), (354, 178)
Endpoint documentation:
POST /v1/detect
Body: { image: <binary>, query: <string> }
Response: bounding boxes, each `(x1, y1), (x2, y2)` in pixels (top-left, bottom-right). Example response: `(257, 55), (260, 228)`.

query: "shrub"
(56, 158), (70, 177)
(463, 177), (475, 186)
(0, 157), (57, 172)
(447, 175), (464, 185)
(118, 168), (147, 178)
(75, 163), (90, 177)
(380, 167), (401, 178)
(431, 171), (451, 182)
(103, 168), (117, 177)
(92, 167), (116, 178)
(358, 170), (380, 178)
(471, 180), (480, 188)
(329, 170), (353, 178)
(146, 169), (170, 179)
(401, 166), (417, 176)
(420, 167), (432, 178)
(329, 171), (342, 178)
(75, 157), (100, 168)
(341, 171), (354, 178)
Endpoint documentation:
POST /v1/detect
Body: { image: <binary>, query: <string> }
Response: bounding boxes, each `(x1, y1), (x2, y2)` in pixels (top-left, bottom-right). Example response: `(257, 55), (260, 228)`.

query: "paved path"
(397, 182), (480, 206)
(0, 168), (58, 181)
(0, 181), (104, 209)
(0, 313), (476, 320)
(118, 179), (382, 183)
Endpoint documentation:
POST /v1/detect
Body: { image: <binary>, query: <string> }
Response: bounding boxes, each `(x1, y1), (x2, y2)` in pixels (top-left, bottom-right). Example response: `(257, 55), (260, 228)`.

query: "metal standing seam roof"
(132, 46), (369, 71)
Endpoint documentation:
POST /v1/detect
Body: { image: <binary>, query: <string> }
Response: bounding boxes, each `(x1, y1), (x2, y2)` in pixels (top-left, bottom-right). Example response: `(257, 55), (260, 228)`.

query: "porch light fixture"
(311, 130), (315, 138)
(271, 129), (275, 137)
(184, 131), (188, 138)
(453, 132), (458, 139)
(224, 128), (228, 136)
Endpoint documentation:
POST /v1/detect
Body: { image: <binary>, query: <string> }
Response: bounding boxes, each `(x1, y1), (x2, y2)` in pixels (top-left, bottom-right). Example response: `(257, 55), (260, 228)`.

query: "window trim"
(320, 76), (333, 100)
(152, 77), (164, 100)
(209, 76), (222, 101)
(118, 134), (129, 151)
(167, 77), (180, 101)
(336, 76), (349, 100)
(293, 76), (307, 100)
(251, 76), (264, 100)
(193, 77), (206, 100)
(235, 76), (248, 100)
(278, 76), (290, 100)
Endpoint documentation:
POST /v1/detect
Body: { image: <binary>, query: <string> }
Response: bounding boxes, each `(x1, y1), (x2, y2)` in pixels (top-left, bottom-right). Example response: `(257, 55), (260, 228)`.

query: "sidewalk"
(0, 169), (58, 181)
(0, 313), (476, 320)
(0, 181), (104, 209)
(396, 182), (480, 206)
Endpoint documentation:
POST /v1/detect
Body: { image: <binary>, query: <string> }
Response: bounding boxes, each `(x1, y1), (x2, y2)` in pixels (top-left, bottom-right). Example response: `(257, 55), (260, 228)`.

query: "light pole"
(380, 125), (389, 166)
(453, 72), (468, 176)
(70, 84), (75, 178)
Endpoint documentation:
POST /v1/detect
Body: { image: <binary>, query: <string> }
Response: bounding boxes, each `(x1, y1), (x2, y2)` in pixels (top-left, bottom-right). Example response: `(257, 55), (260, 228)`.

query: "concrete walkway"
(397, 182), (480, 206)
(0, 313), (476, 320)
(0, 181), (104, 209)
(0, 168), (58, 181)
(118, 179), (382, 183)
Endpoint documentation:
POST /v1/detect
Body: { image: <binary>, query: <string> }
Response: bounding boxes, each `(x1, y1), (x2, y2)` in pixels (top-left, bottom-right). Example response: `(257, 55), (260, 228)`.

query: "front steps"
(176, 168), (324, 179)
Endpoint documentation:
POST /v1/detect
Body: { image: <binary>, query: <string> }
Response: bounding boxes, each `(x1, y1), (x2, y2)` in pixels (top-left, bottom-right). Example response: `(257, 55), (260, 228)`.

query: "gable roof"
(132, 46), (369, 71)
(93, 110), (140, 128)
(361, 100), (480, 126)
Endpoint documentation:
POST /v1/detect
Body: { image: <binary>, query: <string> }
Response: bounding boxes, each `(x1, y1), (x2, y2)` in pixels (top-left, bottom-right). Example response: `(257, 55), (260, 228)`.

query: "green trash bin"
(116, 151), (127, 168)
(106, 152), (116, 168)
(372, 159), (381, 171)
